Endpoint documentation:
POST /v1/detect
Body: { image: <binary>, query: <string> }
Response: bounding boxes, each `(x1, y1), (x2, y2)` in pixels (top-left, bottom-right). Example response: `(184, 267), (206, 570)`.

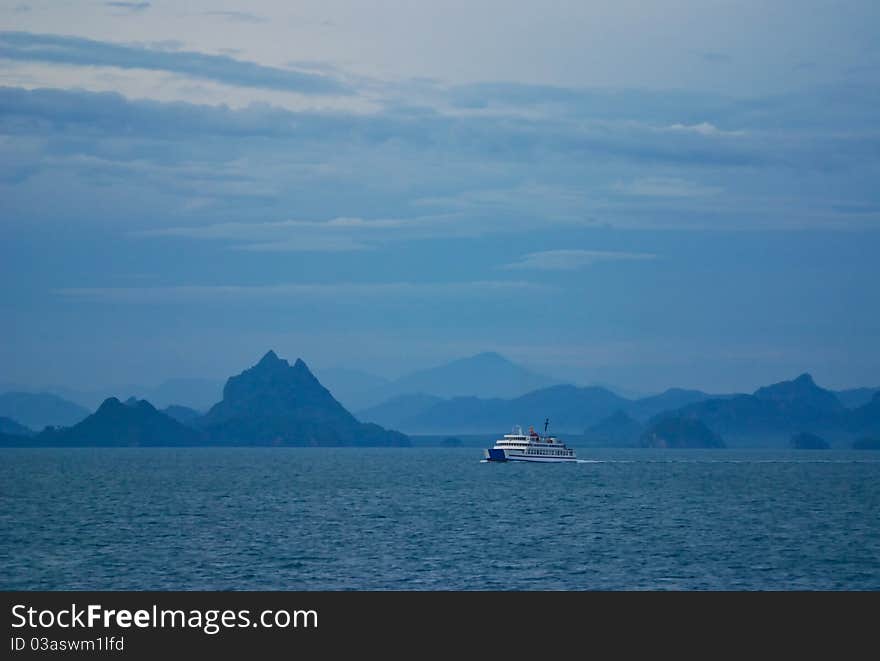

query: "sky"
(1, 1), (879, 394)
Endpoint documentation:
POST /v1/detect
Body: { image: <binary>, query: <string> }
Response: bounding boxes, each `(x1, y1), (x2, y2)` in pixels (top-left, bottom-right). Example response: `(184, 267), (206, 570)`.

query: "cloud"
(134, 214), (536, 251)
(613, 177), (722, 198)
(0, 31), (350, 95)
(105, 2), (150, 11)
(54, 280), (549, 303)
(0, 85), (768, 168)
(1, 83), (878, 234)
(696, 51), (731, 63)
(203, 11), (266, 24)
(504, 250), (657, 271)
(662, 122), (745, 137)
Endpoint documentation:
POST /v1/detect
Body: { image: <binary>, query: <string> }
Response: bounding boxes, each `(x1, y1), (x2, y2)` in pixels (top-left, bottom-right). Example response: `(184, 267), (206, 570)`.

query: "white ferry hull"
(484, 448), (577, 463)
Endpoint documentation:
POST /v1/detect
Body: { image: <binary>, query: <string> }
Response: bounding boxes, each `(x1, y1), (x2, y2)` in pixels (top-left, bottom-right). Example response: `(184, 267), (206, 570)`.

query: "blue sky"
(1, 1), (878, 393)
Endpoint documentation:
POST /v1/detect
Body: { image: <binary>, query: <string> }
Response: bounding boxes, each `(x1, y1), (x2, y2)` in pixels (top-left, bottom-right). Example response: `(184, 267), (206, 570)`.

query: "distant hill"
(27, 397), (205, 447)
(626, 388), (714, 421)
(0, 391), (90, 429)
(361, 376), (721, 435)
(198, 351), (408, 446)
(849, 392), (880, 435)
(162, 405), (202, 425)
(641, 416), (725, 448)
(672, 374), (846, 436)
(754, 373), (845, 415)
(132, 378), (223, 410)
(586, 410), (643, 446)
(392, 352), (552, 398)
(395, 384), (629, 433)
(312, 368), (392, 411)
(357, 393), (444, 429)
(0, 431), (30, 446)
(363, 383), (720, 435)
(350, 352), (555, 409)
(790, 432), (829, 449)
(43, 378), (223, 412)
(835, 387), (880, 409)
(0, 416), (33, 436)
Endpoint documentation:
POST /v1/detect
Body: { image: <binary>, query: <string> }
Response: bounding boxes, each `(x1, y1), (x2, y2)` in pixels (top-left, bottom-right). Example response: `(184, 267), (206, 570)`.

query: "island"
(640, 415), (725, 448)
(789, 432), (829, 449)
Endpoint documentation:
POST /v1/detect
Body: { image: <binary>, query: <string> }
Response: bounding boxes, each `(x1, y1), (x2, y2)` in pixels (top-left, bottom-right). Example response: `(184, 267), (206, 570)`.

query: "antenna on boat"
(544, 418), (549, 434)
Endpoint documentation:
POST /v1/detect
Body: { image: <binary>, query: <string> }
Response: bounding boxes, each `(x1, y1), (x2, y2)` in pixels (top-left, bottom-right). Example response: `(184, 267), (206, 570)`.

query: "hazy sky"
(1, 1), (878, 393)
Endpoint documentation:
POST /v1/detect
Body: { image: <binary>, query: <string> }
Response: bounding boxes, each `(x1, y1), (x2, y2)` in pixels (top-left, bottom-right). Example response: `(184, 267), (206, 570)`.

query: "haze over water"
(3, 447), (878, 590)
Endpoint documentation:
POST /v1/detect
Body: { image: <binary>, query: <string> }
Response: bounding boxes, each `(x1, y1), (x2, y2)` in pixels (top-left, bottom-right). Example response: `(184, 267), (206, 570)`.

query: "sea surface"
(2, 447), (879, 590)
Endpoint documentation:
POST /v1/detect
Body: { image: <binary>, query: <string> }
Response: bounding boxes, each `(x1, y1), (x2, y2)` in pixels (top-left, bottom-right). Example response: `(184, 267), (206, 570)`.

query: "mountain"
(392, 352), (552, 399)
(835, 387), (880, 409)
(627, 388), (714, 421)
(396, 384), (629, 433)
(672, 374), (846, 436)
(42, 378), (223, 411)
(0, 391), (91, 429)
(351, 352), (555, 409)
(357, 362), (724, 434)
(162, 405), (202, 425)
(754, 373), (845, 416)
(849, 392), (880, 435)
(132, 378), (223, 410)
(0, 431), (30, 446)
(790, 432), (829, 449)
(199, 351), (409, 446)
(586, 410), (643, 446)
(312, 368), (391, 411)
(640, 415), (725, 448)
(0, 416), (33, 436)
(29, 397), (205, 447)
(357, 393), (444, 429)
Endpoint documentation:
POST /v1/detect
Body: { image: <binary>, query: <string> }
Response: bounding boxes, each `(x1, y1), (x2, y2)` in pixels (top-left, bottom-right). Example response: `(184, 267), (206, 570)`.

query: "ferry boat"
(484, 419), (577, 463)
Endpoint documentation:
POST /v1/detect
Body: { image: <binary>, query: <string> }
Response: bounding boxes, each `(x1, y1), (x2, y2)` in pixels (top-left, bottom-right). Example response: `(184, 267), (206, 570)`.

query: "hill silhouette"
(586, 410), (643, 446)
(32, 397), (205, 446)
(849, 392), (880, 435)
(0, 391), (90, 429)
(389, 384), (629, 433)
(672, 374), (845, 436)
(0, 416), (33, 436)
(348, 352), (554, 409)
(641, 416), (725, 448)
(199, 351), (408, 446)
(790, 432), (829, 449)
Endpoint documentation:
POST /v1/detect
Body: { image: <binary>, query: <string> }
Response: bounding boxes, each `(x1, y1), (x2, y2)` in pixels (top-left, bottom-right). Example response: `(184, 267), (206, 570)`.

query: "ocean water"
(1, 447), (879, 590)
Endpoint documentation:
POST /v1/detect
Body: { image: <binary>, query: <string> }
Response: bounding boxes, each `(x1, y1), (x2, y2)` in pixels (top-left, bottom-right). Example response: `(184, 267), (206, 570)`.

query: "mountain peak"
(755, 373), (826, 399)
(257, 350), (285, 367)
(201, 351), (408, 446)
(48, 395), (203, 446)
(97, 397), (123, 412)
(471, 351), (505, 362)
(379, 351), (552, 402)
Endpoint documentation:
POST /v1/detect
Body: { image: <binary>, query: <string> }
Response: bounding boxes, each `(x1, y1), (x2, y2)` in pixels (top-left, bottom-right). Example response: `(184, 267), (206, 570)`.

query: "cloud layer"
(505, 250), (657, 271)
(2, 77), (877, 238)
(1, 12), (879, 392)
(55, 280), (549, 303)
(0, 31), (349, 95)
